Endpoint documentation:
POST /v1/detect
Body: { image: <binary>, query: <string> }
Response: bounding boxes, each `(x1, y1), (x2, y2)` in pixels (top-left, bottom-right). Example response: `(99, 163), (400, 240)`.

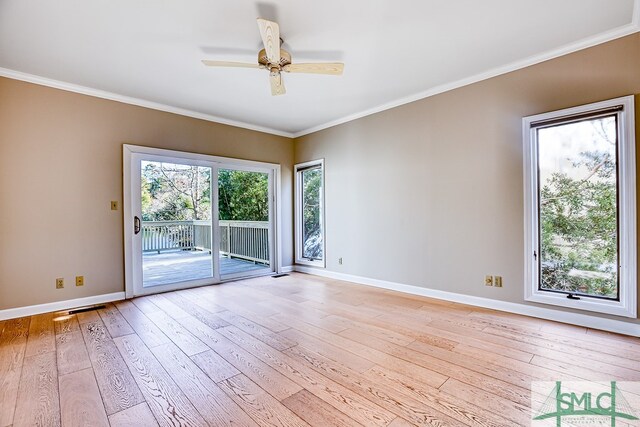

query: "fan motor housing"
(258, 48), (291, 69)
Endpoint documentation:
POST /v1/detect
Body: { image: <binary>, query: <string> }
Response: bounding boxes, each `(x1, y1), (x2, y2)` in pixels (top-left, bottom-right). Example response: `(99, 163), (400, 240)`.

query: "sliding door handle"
(134, 216), (141, 235)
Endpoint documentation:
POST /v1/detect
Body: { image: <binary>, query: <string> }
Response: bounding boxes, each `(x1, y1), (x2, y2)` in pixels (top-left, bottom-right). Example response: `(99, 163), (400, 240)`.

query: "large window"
(295, 160), (325, 267)
(523, 96), (636, 317)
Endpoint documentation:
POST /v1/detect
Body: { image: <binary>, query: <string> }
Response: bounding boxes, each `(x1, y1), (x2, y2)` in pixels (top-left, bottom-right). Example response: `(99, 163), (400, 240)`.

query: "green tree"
(539, 118), (617, 298)
(218, 170), (269, 221)
(141, 162), (211, 221)
(141, 163), (269, 222)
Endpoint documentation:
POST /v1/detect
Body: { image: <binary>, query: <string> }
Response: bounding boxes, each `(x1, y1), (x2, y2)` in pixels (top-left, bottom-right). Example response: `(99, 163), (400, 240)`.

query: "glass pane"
(141, 161), (213, 287)
(301, 167), (323, 260)
(218, 169), (271, 278)
(537, 115), (618, 299)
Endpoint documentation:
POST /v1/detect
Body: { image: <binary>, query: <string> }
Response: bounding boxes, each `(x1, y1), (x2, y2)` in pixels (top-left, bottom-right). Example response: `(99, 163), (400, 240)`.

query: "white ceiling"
(1, 1), (638, 137)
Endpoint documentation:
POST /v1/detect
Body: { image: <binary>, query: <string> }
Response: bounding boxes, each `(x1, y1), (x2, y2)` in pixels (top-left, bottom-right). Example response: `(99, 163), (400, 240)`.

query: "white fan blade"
(270, 72), (286, 96)
(257, 18), (280, 64)
(283, 63), (344, 75)
(202, 60), (260, 68)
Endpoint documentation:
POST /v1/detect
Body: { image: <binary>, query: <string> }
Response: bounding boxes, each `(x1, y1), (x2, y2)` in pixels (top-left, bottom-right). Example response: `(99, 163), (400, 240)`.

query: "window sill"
(525, 291), (636, 318)
(295, 258), (325, 268)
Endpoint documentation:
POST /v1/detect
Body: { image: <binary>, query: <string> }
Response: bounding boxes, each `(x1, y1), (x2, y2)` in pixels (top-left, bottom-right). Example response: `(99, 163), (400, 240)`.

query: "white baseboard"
(281, 265), (294, 273)
(294, 266), (640, 337)
(0, 292), (126, 321)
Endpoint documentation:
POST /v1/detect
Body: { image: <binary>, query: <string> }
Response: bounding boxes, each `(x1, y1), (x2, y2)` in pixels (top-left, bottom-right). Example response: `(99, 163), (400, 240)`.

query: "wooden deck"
(143, 250), (270, 286)
(2, 272), (640, 427)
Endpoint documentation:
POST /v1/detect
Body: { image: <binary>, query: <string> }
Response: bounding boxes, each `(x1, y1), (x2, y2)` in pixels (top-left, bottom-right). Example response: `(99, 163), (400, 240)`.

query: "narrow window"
(295, 160), (325, 267)
(523, 96), (636, 317)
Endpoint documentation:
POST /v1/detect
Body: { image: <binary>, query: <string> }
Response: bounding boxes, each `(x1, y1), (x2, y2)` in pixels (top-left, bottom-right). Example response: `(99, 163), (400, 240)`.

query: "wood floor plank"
(150, 342), (257, 427)
(257, 294), (332, 322)
(282, 389), (362, 427)
(4, 272), (640, 427)
(114, 300), (171, 348)
(218, 374), (310, 427)
(484, 324), (640, 368)
(162, 292), (230, 330)
(80, 319), (144, 415)
(301, 297), (388, 319)
(146, 294), (192, 319)
(388, 417), (419, 427)
(383, 318), (532, 362)
(363, 363), (513, 427)
(193, 283), (277, 321)
(286, 344), (507, 427)
(98, 303), (135, 338)
(131, 296), (163, 315)
(438, 378), (531, 426)
(177, 288), (226, 313)
(13, 352), (60, 427)
(281, 318), (530, 407)
(146, 310), (208, 356)
(108, 403), (158, 427)
(586, 327), (640, 344)
(217, 325), (396, 427)
(174, 315), (303, 401)
(190, 349), (240, 383)
(530, 354), (640, 381)
(338, 321), (416, 347)
(280, 325), (447, 388)
(269, 307), (351, 334)
(59, 368), (109, 427)
(0, 317), (30, 427)
(273, 322), (379, 374)
(405, 337), (535, 389)
(216, 310), (297, 351)
(53, 314), (80, 335)
(76, 309), (100, 324)
(24, 313), (55, 357)
(113, 334), (207, 427)
(56, 331), (91, 376)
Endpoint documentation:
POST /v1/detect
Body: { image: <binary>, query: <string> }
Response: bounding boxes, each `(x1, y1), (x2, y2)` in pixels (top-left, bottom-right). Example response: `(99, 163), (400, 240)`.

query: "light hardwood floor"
(1, 272), (639, 426)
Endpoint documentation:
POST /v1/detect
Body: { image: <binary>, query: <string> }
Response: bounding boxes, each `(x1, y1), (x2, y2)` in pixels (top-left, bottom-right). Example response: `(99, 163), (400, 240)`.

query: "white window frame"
(523, 95), (636, 318)
(295, 159), (326, 267)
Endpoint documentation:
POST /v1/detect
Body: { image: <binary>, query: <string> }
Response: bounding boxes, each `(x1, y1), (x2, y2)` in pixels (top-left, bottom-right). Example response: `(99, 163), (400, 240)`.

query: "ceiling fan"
(202, 18), (344, 96)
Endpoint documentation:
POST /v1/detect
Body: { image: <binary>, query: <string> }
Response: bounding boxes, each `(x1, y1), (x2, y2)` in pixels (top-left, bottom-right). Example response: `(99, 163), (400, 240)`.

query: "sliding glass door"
(124, 146), (279, 297)
(218, 167), (274, 280)
(140, 159), (215, 289)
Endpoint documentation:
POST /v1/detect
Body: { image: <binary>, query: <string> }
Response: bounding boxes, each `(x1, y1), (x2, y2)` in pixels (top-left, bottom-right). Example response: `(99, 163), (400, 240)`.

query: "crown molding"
(292, 17), (640, 138)
(1, 1), (638, 140)
(0, 67), (295, 138)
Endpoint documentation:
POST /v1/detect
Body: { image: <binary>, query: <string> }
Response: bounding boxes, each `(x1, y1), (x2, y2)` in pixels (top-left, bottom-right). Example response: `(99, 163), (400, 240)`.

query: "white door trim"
(123, 144), (282, 298)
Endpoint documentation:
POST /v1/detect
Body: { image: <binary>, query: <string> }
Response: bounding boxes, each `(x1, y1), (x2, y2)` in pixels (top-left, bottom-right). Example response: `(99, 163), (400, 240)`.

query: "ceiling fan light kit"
(202, 18), (344, 96)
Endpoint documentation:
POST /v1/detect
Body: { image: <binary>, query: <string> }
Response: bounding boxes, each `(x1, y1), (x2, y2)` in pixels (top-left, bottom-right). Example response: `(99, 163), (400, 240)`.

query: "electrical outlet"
(485, 275), (493, 286)
(110, 201), (118, 210)
(76, 276), (84, 287)
(338, 257), (343, 265)
(494, 276), (503, 287)
(56, 278), (64, 289)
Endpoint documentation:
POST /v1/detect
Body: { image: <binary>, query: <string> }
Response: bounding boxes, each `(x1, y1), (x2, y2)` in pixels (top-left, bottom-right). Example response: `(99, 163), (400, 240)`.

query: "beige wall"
(2, 33), (639, 322)
(0, 78), (294, 310)
(295, 33), (640, 324)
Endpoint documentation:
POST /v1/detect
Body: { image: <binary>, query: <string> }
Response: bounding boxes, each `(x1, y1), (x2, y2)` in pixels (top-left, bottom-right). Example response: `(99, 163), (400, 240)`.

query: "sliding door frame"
(123, 144), (282, 298)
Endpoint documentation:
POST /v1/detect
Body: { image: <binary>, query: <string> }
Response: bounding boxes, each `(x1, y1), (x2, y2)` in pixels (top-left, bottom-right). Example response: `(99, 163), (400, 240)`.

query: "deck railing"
(142, 220), (269, 264)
